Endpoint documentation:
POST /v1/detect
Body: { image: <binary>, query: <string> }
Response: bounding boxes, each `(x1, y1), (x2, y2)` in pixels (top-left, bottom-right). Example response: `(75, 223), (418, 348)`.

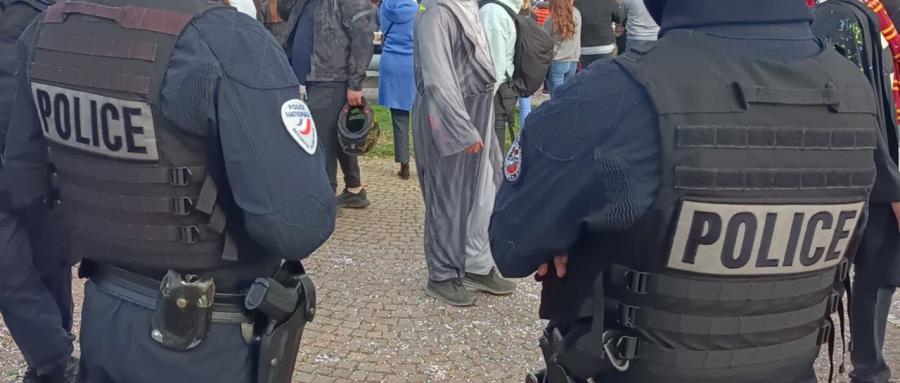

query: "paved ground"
(2, 157), (899, 382)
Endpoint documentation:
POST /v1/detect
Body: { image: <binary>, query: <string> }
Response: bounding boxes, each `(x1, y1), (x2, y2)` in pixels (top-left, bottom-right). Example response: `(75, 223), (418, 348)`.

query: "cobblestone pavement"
(2, 157), (899, 382)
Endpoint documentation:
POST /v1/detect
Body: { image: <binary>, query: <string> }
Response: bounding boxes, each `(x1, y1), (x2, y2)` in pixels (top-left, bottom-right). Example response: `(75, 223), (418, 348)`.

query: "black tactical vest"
(28, 0), (247, 273)
(590, 32), (879, 383)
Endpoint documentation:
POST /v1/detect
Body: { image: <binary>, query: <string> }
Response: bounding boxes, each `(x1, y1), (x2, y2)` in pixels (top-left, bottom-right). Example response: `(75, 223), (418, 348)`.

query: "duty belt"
(89, 264), (251, 324)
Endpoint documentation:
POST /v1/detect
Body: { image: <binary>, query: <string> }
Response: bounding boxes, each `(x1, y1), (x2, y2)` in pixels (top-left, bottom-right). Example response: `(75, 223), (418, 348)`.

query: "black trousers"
(579, 51), (617, 69)
(79, 281), (253, 383)
(390, 108), (411, 164)
(0, 208), (73, 374)
(307, 82), (362, 191)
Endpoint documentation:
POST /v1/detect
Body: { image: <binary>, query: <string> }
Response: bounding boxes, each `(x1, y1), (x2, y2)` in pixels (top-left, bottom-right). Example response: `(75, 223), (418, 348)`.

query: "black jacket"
(279, 0), (375, 90)
(0, 0), (53, 155)
(813, 0), (900, 286)
(573, 0), (622, 48)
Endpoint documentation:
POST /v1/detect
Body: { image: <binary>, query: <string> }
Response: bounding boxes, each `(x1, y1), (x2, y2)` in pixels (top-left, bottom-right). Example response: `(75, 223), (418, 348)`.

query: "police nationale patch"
(504, 137), (523, 182)
(281, 99), (317, 155)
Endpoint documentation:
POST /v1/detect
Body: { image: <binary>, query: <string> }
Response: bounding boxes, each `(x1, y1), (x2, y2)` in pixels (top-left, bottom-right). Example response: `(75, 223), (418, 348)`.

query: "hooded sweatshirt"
(480, 0), (524, 91)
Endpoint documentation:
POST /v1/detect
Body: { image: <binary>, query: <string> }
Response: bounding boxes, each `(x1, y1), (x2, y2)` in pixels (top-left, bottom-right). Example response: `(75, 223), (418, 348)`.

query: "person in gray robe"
(413, 0), (516, 307)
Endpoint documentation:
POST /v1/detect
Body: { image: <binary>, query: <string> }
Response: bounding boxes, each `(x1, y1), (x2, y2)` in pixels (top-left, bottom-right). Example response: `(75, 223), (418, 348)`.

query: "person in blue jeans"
(378, 0), (418, 179)
(544, 0), (581, 96)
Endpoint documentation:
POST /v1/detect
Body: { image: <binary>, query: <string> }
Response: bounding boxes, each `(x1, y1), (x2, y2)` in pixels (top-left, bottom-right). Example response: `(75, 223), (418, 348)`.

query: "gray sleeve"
(611, 0), (624, 23)
(341, 0), (376, 91)
(416, 7), (482, 156)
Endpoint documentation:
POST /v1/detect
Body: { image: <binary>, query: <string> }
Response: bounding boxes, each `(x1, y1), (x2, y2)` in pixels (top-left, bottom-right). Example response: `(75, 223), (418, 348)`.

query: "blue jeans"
(518, 96), (531, 129)
(548, 61), (578, 97)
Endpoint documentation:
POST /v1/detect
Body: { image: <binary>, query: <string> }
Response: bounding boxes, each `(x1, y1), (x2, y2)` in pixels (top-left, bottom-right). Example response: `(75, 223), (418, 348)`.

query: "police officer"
(0, 1), (81, 382)
(489, 0), (896, 382)
(1, 0), (336, 381)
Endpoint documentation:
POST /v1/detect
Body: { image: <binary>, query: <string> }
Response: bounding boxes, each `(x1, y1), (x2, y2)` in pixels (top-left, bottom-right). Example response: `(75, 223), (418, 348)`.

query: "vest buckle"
(178, 225), (200, 244)
(617, 303), (639, 328)
(817, 321), (833, 345)
(169, 167), (193, 186)
(171, 197), (194, 216)
(827, 292), (841, 315)
(624, 270), (649, 294)
(837, 259), (850, 282)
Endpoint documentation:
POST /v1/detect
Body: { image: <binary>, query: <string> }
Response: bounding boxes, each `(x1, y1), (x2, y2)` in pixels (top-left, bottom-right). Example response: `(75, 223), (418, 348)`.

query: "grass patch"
(365, 105), (522, 159)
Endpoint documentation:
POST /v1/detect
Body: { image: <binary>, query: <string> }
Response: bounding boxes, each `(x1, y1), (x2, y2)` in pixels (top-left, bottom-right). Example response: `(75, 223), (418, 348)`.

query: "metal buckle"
(817, 322), (833, 345)
(624, 270), (649, 294)
(827, 292), (841, 315)
(169, 167), (192, 186)
(618, 303), (639, 328)
(837, 259), (850, 282)
(601, 330), (634, 372)
(171, 197), (193, 216)
(178, 225), (200, 244)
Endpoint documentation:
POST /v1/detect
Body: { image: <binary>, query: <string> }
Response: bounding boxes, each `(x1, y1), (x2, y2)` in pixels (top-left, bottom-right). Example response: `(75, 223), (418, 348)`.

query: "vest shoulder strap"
(615, 31), (878, 116)
(42, 0), (226, 36)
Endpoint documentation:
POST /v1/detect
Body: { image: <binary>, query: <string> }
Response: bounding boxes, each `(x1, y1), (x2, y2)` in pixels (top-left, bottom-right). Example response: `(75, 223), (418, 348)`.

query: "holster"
(245, 261), (316, 383)
(527, 328), (579, 383)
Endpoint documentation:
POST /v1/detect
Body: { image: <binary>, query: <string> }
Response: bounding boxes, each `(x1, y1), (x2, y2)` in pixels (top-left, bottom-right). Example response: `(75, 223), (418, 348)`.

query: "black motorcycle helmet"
(337, 98), (380, 155)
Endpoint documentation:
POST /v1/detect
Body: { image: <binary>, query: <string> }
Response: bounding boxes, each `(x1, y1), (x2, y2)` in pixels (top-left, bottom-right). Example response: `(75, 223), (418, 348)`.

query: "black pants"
(850, 277), (896, 383)
(0, 209), (73, 374)
(390, 108), (411, 164)
(493, 82), (518, 151)
(307, 82), (362, 191)
(579, 52), (617, 69)
(79, 281), (253, 383)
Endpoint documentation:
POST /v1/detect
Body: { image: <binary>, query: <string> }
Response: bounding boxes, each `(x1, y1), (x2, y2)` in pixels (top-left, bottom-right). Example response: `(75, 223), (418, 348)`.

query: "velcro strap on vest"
(43, 1), (194, 36)
(72, 214), (215, 244)
(674, 166), (876, 191)
(58, 182), (194, 216)
(633, 326), (827, 368)
(49, 147), (206, 185)
(735, 82), (840, 108)
(30, 63), (151, 95)
(608, 264), (837, 302)
(675, 125), (877, 151)
(610, 295), (835, 335)
(88, 264), (250, 324)
(37, 33), (158, 62)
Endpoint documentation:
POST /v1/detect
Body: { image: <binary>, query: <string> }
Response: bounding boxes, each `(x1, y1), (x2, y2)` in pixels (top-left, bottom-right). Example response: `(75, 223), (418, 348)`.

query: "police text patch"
(31, 83), (158, 161)
(668, 201), (865, 276)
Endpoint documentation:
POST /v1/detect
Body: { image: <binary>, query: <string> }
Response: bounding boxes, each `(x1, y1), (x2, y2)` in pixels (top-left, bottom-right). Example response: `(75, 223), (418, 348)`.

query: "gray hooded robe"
(412, 0), (503, 281)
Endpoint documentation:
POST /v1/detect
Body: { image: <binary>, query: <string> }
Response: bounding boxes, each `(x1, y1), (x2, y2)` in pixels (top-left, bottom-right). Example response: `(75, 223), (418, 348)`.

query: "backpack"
(481, 0), (554, 96)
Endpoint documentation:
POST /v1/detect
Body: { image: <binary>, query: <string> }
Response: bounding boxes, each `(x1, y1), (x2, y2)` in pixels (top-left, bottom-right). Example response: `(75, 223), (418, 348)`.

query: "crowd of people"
(1, 0), (900, 382)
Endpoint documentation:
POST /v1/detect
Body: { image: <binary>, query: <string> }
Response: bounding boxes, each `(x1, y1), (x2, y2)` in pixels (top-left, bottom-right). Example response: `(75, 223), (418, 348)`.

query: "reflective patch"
(31, 82), (158, 161)
(668, 201), (865, 276)
(281, 99), (317, 155)
(504, 137), (522, 182)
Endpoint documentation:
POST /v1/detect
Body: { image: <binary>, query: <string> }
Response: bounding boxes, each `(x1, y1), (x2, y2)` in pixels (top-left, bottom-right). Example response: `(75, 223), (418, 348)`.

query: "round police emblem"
(504, 137), (523, 183)
(281, 99), (318, 155)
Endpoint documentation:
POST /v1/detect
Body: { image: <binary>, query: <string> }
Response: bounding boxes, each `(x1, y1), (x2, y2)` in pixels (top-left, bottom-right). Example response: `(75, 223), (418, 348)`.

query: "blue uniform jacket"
(489, 0), (900, 280)
(1, 7), (336, 264)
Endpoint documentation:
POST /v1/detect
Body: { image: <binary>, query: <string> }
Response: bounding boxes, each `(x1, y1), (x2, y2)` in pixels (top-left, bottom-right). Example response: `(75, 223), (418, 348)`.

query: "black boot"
(398, 163), (410, 180)
(25, 356), (82, 383)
